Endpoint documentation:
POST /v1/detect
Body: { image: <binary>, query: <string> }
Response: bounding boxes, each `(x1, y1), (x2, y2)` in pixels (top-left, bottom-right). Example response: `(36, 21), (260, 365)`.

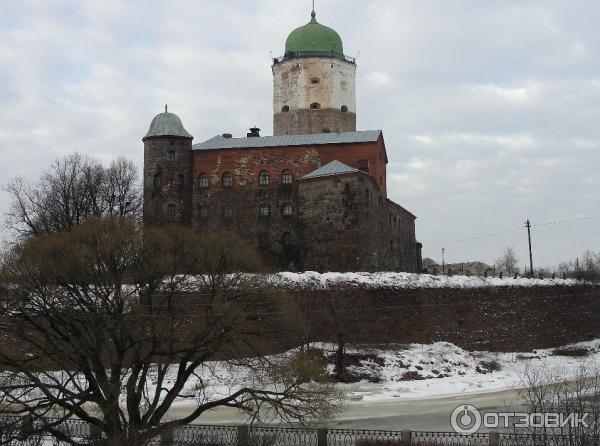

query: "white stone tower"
(272, 9), (356, 136)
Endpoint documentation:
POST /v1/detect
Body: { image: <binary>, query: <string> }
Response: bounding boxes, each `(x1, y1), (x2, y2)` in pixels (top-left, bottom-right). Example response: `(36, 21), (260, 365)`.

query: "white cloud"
(0, 0), (599, 268)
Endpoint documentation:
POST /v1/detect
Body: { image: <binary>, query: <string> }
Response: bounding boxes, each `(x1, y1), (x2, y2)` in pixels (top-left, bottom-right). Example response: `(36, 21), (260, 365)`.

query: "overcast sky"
(0, 0), (599, 269)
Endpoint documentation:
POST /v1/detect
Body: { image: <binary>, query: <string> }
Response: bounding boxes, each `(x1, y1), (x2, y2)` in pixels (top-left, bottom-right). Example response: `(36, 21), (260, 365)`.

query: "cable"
(423, 214), (600, 248)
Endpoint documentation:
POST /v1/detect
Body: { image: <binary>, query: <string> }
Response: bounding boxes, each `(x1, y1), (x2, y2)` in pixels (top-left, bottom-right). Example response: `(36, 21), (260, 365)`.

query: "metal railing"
(273, 51), (356, 64)
(1, 416), (599, 446)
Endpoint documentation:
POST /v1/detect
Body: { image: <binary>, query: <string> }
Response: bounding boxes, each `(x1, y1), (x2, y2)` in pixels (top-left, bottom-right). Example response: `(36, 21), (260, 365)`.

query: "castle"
(143, 9), (422, 272)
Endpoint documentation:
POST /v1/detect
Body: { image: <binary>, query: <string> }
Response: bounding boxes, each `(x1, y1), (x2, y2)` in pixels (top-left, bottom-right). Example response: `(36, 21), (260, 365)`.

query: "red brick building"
(142, 9), (422, 272)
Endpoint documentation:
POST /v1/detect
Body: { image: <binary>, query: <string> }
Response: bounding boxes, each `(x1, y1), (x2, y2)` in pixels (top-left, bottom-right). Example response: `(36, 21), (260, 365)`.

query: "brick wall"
(190, 139), (415, 271)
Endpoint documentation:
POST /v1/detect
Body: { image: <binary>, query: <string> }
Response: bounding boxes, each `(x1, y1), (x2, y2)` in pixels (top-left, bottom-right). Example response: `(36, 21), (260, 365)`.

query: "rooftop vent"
(222, 133), (233, 139)
(247, 127), (261, 138)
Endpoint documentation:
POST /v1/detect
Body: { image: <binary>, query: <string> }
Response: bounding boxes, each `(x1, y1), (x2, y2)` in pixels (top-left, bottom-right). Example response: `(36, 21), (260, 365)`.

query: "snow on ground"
(269, 272), (585, 290)
(161, 339), (600, 413)
(316, 339), (600, 404)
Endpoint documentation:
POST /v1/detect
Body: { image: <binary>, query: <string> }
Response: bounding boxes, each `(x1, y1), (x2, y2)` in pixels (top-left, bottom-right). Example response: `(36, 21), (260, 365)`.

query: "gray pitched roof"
(302, 160), (361, 180)
(193, 130), (382, 150)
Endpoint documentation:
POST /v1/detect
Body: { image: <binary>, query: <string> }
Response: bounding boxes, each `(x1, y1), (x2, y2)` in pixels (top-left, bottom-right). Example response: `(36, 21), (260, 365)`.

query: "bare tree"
(0, 218), (341, 445)
(518, 362), (600, 443)
(4, 154), (142, 239)
(496, 247), (519, 275)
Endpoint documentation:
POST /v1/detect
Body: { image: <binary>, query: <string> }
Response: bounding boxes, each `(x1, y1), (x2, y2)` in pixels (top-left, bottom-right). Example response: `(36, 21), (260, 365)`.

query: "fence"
(2, 417), (599, 446)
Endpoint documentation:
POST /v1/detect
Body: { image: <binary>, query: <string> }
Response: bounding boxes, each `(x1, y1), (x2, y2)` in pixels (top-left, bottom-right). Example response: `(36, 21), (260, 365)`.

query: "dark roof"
(193, 130), (382, 150)
(302, 160), (361, 179)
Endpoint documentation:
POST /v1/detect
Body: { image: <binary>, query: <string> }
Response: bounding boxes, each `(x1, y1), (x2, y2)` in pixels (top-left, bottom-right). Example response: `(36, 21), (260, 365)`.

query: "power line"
(423, 214), (600, 248)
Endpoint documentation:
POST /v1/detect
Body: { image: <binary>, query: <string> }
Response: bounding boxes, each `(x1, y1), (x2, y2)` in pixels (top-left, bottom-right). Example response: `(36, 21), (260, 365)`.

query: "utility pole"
(525, 219), (533, 278)
(442, 248), (445, 275)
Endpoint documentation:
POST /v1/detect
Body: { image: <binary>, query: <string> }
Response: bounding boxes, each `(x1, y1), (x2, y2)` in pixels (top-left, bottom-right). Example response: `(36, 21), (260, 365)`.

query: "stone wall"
(298, 172), (418, 272)
(291, 285), (600, 351)
(143, 136), (193, 225)
(272, 56), (356, 136)
(273, 108), (356, 137)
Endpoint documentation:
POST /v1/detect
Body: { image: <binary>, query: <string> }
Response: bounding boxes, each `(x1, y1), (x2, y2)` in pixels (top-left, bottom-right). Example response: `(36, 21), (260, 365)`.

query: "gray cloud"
(0, 0), (598, 268)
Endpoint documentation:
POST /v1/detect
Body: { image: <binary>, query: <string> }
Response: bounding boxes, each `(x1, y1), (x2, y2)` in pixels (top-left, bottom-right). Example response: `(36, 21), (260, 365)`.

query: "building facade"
(143, 9), (422, 272)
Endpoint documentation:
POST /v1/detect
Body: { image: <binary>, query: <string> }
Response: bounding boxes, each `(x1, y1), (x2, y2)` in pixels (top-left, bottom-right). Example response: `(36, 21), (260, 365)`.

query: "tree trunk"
(335, 333), (345, 381)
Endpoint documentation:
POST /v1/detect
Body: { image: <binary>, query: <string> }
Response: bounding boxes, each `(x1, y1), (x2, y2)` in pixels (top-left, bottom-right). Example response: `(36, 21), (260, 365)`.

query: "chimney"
(222, 133), (233, 139)
(247, 127), (261, 138)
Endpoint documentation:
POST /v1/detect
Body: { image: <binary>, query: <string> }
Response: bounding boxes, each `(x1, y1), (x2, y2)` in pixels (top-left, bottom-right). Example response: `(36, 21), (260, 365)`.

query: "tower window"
(198, 173), (209, 188)
(167, 204), (176, 218)
(281, 232), (293, 246)
(153, 173), (161, 188)
(223, 207), (233, 218)
(199, 206), (208, 218)
(310, 102), (321, 110)
(222, 172), (233, 187)
(169, 151), (175, 162)
(282, 170), (293, 185)
(259, 203), (271, 218)
(341, 105), (349, 113)
(310, 77), (320, 84)
(259, 170), (270, 186)
(282, 203), (294, 217)
(177, 174), (184, 188)
(281, 105), (290, 113)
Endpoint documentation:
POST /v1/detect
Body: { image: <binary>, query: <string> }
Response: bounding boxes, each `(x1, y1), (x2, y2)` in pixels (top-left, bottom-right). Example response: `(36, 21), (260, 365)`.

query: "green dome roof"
(143, 106), (193, 141)
(285, 11), (344, 57)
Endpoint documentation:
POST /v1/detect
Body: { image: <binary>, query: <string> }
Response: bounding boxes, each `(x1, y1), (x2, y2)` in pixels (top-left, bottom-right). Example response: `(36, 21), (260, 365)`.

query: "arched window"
(281, 232), (293, 246)
(281, 105), (290, 113)
(282, 170), (293, 185)
(199, 206), (208, 218)
(169, 151), (175, 162)
(310, 102), (321, 110)
(177, 174), (184, 188)
(259, 204), (270, 218)
(282, 203), (294, 217)
(341, 105), (349, 113)
(222, 172), (233, 187)
(259, 170), (269, 186)
(198, 173), (209, 188)
(153, 173), (161, 188)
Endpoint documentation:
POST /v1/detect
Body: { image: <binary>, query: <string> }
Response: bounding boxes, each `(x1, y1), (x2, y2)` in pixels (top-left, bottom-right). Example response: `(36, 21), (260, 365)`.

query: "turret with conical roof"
(143, 106), (194, 225)
(273, 9), (357, 136)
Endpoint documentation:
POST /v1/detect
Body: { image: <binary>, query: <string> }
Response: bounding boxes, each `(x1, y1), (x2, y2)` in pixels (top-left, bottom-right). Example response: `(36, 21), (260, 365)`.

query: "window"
(341, 105), (348, 113)
(177, 174), (184, 188)
(281, 232), (293, 246)
(153, 173), (161, 188)
(310, 102), (321, 110)
(222, 172), (233, 187)
(199, 206), (208, 218)
(259, 170), (269, 186)
(259, 204), (270, 218)
(169, 151), (175, 162)
(198, 173), (209, 188)
(282, 203), (294, 217)
(167, 204), (176, 218)
(310, 77), (320, 84)
(390, 239), (395, 251)
(282, 170), (293, 185)
(281, 105), (290, 113)
(223, 207), (233, 218)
